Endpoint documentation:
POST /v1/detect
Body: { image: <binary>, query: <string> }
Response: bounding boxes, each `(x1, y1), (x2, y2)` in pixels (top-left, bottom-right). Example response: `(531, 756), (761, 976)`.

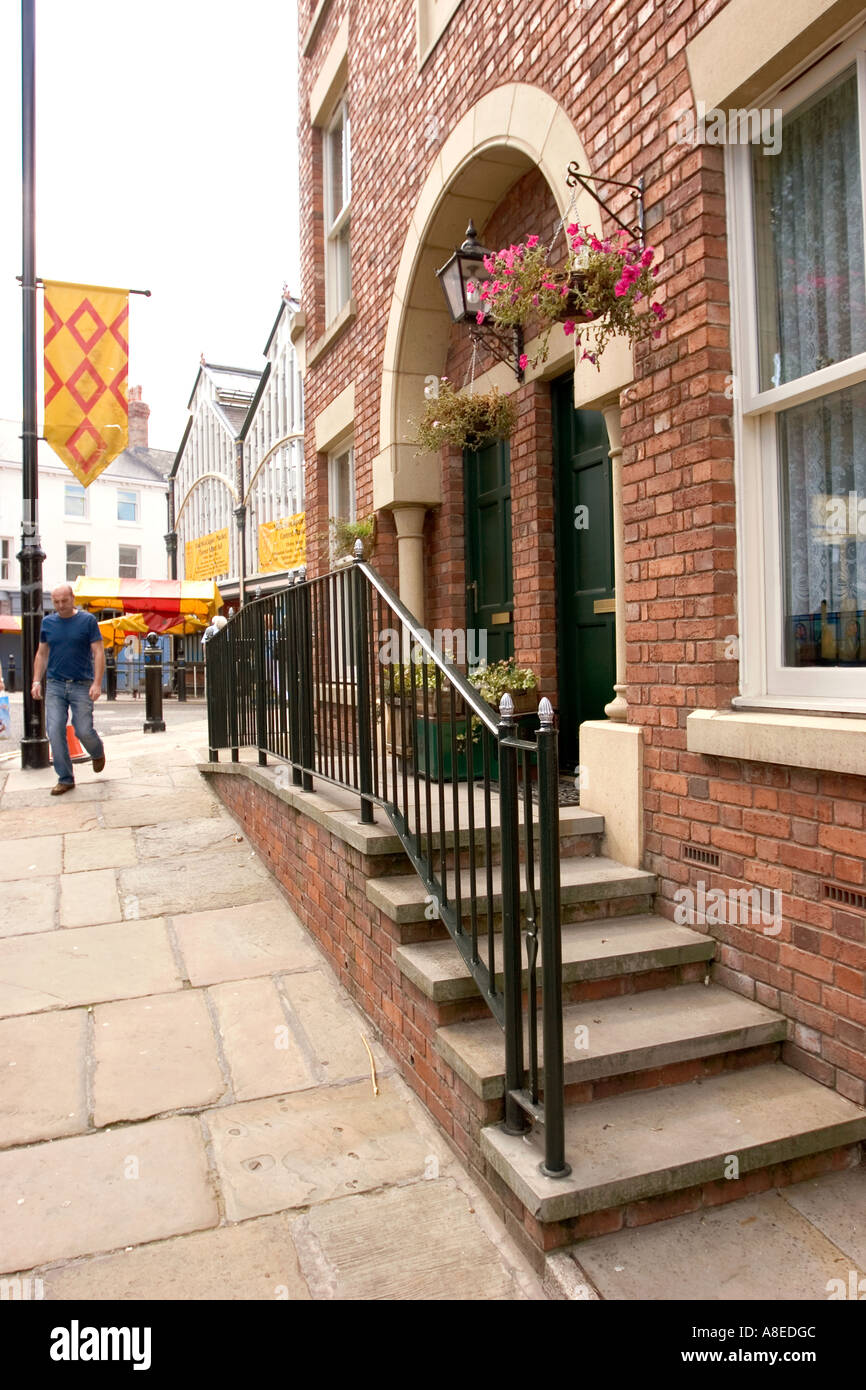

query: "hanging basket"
(551, 272), (603, 324)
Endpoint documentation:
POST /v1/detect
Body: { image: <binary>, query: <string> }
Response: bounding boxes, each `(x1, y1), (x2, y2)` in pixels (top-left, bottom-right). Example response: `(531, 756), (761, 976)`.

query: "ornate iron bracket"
(565, 163), (645, 247)
(469, 323), (525, 384)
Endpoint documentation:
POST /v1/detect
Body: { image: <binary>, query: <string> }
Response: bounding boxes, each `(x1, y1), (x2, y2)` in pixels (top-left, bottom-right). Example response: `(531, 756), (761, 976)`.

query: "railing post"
(176, 652), (187, 702)
(105, 648), (117, 701)
(142, 632), (165, 733)
(352, 541), (374, 824)
(228, 620), (239, 762)
(537, 697), (570, 1178)
(205, 640), (218, 762)
(498, 692), (527, 1134)
(254, 602), (268, 766)
(296, 575), (314, 791)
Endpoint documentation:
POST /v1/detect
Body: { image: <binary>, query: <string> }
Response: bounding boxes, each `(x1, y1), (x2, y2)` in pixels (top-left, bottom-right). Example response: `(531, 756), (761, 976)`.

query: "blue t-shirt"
(40, 610), (102, 681)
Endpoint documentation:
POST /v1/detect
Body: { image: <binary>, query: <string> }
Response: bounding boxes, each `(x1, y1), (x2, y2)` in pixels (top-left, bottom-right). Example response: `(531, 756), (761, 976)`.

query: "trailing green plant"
(468, 658), (538, 704)
(330, 514), (376, 561)
(473, 222), (666, 369)
(411, 378), (517, 454)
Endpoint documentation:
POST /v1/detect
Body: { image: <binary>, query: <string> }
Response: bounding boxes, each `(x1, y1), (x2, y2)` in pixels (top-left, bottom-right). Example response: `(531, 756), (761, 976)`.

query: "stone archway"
(371, 83), (616, 620)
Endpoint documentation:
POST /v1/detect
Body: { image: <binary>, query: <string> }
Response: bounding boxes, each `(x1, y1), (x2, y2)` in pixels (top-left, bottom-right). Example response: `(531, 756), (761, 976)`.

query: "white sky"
(0, 0), (300, 454)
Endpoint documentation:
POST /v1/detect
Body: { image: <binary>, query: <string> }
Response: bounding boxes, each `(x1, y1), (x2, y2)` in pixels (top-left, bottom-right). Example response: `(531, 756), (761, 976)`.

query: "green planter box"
(414, 716), (500, 782)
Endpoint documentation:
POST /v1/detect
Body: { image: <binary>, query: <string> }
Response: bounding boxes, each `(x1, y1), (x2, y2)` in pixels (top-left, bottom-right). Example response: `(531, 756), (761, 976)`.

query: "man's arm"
(90, 641), (105, 702)
(32, 641), (49, 699)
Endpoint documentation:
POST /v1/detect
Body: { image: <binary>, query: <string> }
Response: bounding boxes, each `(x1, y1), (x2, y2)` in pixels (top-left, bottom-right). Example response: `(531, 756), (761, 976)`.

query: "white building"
(0, 389), (171, 613)
(170, 295), (305, 608)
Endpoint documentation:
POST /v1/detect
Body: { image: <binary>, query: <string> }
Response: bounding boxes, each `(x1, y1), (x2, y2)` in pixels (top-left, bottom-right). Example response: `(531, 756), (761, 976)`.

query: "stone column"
(601, 399), (627, 721)
(392, 504), (427, 626)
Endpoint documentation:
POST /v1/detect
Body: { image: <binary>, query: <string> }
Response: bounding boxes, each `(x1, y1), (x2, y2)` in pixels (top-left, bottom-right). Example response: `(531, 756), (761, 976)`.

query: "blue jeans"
(46, 678), (105, 784)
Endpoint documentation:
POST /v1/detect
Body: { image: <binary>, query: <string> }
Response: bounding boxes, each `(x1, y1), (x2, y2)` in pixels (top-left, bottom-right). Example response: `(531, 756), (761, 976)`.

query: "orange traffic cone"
(65, 721), (89, 763)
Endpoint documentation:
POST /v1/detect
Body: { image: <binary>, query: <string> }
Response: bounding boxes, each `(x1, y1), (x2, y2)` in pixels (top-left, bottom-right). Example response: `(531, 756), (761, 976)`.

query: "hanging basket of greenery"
(330, 515), (376, 561)
(411, 378), (517, 455)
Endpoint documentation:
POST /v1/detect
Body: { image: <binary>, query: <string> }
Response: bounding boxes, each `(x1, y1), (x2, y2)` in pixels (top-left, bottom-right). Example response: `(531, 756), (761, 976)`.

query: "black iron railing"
(205, 548), (569, 1176)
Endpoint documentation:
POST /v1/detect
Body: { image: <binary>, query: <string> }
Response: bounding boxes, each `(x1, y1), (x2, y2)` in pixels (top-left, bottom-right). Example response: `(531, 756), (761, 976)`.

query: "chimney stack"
(128, 385), (149, 449)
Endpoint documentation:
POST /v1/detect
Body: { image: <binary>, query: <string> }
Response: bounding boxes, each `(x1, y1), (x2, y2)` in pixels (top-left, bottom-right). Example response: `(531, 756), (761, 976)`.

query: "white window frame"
(118, 544), (140, 579)
(728, 26), (866, 713)
(116, 488), (140, 524)
(64, 482), (88, 519)
(66, 541), (88, 582)
(328, 440), (356, 561)
(0, 538), (12, 581)
(323, 97), (351, 324)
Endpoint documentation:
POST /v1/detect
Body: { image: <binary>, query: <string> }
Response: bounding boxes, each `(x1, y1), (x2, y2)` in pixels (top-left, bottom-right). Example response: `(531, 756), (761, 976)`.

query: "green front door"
(553, 375), (616, 770)
(464, 439), (514, 666)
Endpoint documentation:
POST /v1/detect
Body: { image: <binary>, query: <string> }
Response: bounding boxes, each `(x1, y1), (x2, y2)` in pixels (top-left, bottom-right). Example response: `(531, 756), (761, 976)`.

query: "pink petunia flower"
(526, 234), (539, 248)
(563, 320), (576, 336)
(518, 353), (528, 371)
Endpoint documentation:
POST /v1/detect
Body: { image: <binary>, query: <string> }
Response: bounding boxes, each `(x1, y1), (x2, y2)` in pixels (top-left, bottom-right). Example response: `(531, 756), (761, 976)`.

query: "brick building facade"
(291, 0), (866, 1112)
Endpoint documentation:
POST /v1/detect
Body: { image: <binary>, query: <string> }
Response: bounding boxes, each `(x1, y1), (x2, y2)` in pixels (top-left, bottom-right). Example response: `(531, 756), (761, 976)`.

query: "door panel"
(465, 440), (514, 666)
(553, 376), (616, 770)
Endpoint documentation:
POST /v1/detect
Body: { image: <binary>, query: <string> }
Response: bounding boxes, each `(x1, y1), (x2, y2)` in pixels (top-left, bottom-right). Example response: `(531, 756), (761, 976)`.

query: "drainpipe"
(601, 400), (627, 721)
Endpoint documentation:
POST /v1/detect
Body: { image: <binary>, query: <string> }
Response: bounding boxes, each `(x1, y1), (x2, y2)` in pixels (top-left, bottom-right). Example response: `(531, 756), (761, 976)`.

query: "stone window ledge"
(302, 0), (333, 56)
(306, 298), (357, 368)
(686, 709), (866, 776)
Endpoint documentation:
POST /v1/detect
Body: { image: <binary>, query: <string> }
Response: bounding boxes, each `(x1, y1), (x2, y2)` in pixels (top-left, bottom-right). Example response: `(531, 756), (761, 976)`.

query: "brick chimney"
(128, 385), (149, 448)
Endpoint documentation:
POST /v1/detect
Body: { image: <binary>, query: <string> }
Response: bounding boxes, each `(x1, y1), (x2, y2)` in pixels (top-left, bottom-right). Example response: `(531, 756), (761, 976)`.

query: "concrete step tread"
(436, 983), (787, 1098)
(367, 856), (657, 923)
(397, 915), (716, 1002)
(481, 1063), (866, 1222)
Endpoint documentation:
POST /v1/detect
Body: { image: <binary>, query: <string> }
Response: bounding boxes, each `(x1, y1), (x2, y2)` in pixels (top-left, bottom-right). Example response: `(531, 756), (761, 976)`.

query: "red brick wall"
(298, 0), (866, 1102)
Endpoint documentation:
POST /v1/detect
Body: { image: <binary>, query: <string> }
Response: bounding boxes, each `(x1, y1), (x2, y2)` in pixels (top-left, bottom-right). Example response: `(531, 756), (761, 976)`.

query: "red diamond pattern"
(65, 359), (107, 414)
(44, 299), (63, 347)
(65, 421), (106, 473)
(109, 305), (129, 353)
(44, 358), (63, 408)
(109, 362), (128, 410)
(66, 300), (107, 354)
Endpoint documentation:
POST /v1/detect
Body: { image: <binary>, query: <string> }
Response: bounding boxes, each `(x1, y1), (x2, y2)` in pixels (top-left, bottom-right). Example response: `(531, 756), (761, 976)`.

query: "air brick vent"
(683, 845), (720, 868)
(823, 882), (866, 912)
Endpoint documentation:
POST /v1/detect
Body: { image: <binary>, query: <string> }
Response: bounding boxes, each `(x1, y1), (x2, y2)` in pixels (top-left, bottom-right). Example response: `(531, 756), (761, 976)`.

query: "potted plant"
(411, 378), (517, 454)
(474, 224), (666, 370)
(331, 515), (376, 562)
(468, 658), (539, 715)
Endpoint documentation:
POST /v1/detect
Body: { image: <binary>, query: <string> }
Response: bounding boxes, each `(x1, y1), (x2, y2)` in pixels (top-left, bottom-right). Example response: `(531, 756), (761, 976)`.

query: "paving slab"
(0, 1009), (88, 1148)
(63, 827), (137, 873)
(0, 804), (101, 838)
(169, 768), (208, 789)
(59, 868), (120, 928)
(39, 1214), (311, 1300)
(0, 918), (182, 1019)
(119, 849), (277, 918)
(0, 836), (62, 881)
(93, 990), (227, 1126)
(2, 763), (130, 791)
(135, 815), (240, 860)
(103, 774), (176, 796)
(171, 899), (319, 986)
(1, 783), (108, 808)
(292, 1177), (527, 1300)
(0, 877), (58, 937)
(205, 1076), (437, 1221)
(102, 793), (220, 828)
(0, 1115), (219, 1274)
(782, 1166), (866, 1273)
(280, 968), (383, 1083)
(570, 1188), (865, 1301)
(209, 977), (315, 1101)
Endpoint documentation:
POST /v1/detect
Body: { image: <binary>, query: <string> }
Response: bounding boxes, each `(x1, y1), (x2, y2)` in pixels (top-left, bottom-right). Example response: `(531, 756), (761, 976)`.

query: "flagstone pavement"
(0, 718), (544, 1301)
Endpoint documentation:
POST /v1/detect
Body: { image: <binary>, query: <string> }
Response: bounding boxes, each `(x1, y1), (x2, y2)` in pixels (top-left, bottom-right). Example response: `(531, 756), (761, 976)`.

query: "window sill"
(687, 708), (866, 776)
(302, 0), (333, 56)
(306, 298), (357, 369)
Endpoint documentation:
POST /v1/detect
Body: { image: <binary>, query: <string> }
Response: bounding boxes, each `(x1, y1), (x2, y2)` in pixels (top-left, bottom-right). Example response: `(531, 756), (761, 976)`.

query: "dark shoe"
(51, 782), (75, 796)
(92, 754), (106, 773)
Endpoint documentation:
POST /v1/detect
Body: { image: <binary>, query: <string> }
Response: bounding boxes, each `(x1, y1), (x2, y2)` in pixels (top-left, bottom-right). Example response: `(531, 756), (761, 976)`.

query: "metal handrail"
(204, 550), (569, 1177)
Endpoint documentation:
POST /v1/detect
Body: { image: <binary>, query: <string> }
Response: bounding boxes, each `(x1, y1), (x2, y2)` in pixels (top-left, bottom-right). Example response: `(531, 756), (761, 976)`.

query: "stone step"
(367, 856), (657, 925)
(396, 915), (715, 1003)
(481, 1063), (866, 1222)
(436, 983), (786, 1100)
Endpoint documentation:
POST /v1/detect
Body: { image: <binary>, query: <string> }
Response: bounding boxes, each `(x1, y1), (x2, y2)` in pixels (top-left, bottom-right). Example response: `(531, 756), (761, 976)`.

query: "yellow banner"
(185, 529), (230, 581)
(258, 512), (306, 573)
(43, 281), (129, 485)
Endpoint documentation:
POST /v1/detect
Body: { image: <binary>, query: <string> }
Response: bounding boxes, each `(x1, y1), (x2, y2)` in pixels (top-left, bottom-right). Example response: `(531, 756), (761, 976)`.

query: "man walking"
(31, 584), (106, 795)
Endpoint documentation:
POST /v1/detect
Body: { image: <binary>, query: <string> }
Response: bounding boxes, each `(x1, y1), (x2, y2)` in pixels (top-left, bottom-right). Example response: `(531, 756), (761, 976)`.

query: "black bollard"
(143, 632), (166, 732)
(105, 648), (117, 701)
(176, 653), (187, 702)
(6, 654), (16, 693)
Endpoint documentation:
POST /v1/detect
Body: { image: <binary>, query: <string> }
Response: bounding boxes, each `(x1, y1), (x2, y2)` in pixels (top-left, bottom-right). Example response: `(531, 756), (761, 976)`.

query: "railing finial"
(352, 539), (364, 562)
(538, 696), (554, 727)
(499, 691), (515, 721)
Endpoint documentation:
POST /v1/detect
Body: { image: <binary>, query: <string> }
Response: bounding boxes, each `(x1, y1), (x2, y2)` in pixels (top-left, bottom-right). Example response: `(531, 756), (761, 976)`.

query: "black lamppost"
(18, 0), (49, 768)
(435, 219), (524, 383)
